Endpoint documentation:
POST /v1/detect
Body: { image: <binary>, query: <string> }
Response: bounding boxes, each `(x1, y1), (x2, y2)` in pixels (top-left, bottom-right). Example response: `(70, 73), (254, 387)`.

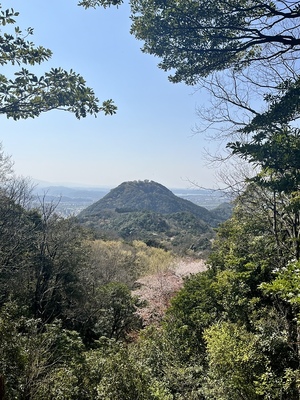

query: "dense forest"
(1, 151), (300, 399)
(2, 1), (300, 399)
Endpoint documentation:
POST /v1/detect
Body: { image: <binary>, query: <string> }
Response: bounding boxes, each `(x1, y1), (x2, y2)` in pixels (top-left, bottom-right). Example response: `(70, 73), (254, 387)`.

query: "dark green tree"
(130, 0), (300, 85)
(128, 0), (300, 148)
(0, 5), (117, 119)
(93, 282), (142, 341)
(78, 0), (123, 8)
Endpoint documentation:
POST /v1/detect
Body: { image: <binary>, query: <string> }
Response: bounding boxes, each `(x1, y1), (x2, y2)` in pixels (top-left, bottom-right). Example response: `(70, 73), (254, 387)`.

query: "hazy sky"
(1, 0), (220, 189)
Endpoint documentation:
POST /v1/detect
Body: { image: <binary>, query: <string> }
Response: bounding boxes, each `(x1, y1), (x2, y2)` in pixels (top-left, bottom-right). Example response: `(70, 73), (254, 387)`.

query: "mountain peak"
(77, 180), (231, 255)
(79, 180), (213, 221)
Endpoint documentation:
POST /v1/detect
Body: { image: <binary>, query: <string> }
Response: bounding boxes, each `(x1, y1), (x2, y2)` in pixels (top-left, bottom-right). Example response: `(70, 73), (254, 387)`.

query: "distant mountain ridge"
(78, 180), (232, 256)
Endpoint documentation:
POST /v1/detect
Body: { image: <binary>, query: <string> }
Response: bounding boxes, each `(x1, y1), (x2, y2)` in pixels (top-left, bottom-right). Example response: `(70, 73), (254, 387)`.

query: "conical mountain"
(77, 180), (230, 255)
(79, 180), (214, 223)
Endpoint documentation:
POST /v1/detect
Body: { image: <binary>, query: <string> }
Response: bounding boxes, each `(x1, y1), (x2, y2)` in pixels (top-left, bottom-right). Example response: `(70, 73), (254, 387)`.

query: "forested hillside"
(78, 180), (231, 256)
(79, 180), (214, 221)
(2, 1), (300, 399)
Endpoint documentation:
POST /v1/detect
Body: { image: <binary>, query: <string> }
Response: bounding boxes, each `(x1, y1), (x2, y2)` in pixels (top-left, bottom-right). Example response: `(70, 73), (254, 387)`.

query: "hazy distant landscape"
(32, 183), (230, 216)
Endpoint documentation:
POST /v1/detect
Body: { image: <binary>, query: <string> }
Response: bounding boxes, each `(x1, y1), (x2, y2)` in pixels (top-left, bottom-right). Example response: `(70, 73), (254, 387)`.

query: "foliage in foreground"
(2, 1), (300, 397)
(0, 4), (117, 119)
(2, 177), (300, 399)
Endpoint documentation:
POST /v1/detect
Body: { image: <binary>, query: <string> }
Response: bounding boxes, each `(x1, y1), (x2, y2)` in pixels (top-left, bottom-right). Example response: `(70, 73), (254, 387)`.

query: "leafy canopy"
(78, 0), (123, 8)
(130, 0), (300, 85)
(0, 5), (117, 119)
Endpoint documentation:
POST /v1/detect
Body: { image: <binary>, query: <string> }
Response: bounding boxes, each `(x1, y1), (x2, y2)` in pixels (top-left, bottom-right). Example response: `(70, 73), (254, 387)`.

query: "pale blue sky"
(1, 0), (218, 189)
